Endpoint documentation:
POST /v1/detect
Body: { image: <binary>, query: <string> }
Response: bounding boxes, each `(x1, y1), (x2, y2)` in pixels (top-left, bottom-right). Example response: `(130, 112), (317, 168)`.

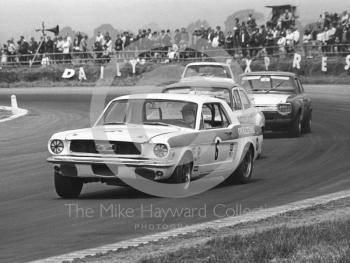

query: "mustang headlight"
(50, 140), (64, 154)
(153, 144), (169, 158)
(277, 103), (292, 114)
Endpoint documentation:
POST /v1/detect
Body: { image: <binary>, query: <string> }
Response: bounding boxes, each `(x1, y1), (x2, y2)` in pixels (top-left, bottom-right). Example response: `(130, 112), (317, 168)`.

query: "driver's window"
(201, 103), (230, 130)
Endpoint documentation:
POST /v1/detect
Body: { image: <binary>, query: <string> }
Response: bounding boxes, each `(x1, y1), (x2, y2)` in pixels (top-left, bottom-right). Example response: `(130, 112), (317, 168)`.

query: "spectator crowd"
(1, 9), (350, 67)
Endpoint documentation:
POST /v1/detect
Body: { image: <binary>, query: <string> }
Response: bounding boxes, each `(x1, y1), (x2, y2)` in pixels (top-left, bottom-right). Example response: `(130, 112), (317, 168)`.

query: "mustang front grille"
(70, 140), (141, 155)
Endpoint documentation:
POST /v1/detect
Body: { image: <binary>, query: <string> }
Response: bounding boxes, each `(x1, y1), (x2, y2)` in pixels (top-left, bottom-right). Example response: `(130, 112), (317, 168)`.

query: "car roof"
(240, 71), (297, 77)
(185, 62), (229, 67)
(112, 93), (225, 104)
(166, 78), (239, 89)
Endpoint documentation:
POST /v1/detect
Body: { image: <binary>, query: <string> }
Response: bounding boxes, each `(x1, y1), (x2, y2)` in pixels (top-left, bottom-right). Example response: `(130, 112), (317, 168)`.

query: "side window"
(238, 90), (251, 109)
(201, 103), (230, 130)
(233, 90), (243, 110)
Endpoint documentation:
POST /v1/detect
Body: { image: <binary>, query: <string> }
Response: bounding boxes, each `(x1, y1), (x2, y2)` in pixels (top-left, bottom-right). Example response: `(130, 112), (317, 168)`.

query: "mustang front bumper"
(47, 155), (177, 180)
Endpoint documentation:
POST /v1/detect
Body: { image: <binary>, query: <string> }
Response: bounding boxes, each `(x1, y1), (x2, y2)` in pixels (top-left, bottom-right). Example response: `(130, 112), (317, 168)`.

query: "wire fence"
(1, 43), (350, 68)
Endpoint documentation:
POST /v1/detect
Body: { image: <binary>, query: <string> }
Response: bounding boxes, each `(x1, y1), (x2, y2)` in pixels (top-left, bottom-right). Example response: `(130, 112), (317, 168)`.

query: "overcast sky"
(0, 0), (349, 43)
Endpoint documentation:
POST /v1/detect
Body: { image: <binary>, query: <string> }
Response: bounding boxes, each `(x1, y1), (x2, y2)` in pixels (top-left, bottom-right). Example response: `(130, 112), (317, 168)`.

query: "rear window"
(164, 86), (231, 105)
(184, 65), (232, 79)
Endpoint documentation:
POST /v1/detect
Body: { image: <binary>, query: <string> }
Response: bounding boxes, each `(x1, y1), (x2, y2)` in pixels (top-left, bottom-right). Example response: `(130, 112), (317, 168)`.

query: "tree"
(187, 19), (210, 34)
(141, 22), (160, 32)
(224, 9), (265, 33)
(59, 26), (88, 39)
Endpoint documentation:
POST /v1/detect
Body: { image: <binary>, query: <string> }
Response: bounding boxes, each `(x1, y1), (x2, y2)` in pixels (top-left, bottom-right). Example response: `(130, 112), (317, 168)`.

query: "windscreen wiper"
(265, 80), (285, 93)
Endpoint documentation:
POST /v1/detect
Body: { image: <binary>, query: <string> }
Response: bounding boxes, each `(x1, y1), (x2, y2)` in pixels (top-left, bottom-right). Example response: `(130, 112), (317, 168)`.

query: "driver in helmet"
(181, 103), (197, 128)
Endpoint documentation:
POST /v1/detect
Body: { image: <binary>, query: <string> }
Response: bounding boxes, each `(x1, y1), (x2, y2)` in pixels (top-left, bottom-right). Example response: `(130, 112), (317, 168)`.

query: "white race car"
(47, 94), (261, 198)
(181, 62), (235, 83)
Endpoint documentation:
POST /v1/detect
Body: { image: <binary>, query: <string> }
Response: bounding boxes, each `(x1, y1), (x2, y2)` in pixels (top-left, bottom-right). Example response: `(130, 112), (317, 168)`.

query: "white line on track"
(28, 189), (350, 263)
(0, 106), (28, 123)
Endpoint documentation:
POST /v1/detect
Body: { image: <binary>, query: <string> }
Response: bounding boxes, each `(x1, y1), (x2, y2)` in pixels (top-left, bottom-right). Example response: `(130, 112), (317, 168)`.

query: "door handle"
(225, 131), (233, 136)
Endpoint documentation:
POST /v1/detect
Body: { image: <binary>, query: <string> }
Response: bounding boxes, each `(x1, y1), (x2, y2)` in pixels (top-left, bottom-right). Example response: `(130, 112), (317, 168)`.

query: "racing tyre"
(169, 155), (192, 186)
(226, 148), (254, 184)
(289, 114), (302, 137)
(54, 171), (83, 198)
(234, 148), (254, 184)
(302, 112), (312, 134)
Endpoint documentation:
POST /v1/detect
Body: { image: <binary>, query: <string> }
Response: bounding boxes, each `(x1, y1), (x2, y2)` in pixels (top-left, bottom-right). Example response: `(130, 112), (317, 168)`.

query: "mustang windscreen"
(96, 99), (198, 128)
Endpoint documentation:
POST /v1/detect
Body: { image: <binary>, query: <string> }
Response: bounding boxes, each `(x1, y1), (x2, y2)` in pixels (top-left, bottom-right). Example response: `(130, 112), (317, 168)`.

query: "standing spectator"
(7, 39), (16, 64)
(277, 31), (287, 58)
(180, 28), (189, 45)
(292, 26), (300, 46)
(248, 28), (260, 57)
(240, 26), (250, 58)
(62, 36), (71, 63)
(325, 24), (336, 53)
(341, 25), (350, 53)
(281, 9), (293, 30)
(163, 29), (172, 49)
(80, 35), (88, 61)
(233, 18), (241, 47)
(17, 36), (29, 64)
(56, 36), (64, 62)
(303, 30), (312, 58)
(73, 36), (80, 53)
(38, 36), (46, 56)
(114, 34), (123, 58)
(341, 11), (349, 26)
(247, 14), (257, 30)
(323, 12), (332, 29)
(265, 26), (275, 56)
(29, 37), (38, 58)
(1, 44), (8, 65)
(103, 33), (112, 62)
(122, 31), (131, 49)
(285, 28), (295, 53)
(45, 36), (54, 61)
(225, 31), (234, 55)
(96, 31), (104, 45)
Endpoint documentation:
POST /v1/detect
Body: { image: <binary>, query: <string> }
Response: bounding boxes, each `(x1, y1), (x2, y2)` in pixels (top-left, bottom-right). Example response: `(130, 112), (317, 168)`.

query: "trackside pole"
(11, 95), (19, 114)
(100, 66), (104, 79)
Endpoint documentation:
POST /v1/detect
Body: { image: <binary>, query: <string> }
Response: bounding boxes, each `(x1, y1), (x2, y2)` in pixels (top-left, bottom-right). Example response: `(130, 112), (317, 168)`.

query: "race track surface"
(0, 85), (349, 262)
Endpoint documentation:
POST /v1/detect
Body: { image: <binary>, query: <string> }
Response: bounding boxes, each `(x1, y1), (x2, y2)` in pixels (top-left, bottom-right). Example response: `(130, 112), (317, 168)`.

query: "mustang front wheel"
(169, 155), (192, 187)
(54, 171), (83, 198)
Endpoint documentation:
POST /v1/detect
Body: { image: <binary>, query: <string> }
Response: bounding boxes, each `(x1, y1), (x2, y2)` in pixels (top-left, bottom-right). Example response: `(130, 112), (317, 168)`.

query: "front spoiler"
(47, 155), (176, 168)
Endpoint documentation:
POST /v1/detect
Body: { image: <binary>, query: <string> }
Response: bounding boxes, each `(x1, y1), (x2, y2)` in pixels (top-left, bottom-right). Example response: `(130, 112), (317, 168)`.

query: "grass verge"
(141, 219), (350, 263)
(74, 198), (350, 263)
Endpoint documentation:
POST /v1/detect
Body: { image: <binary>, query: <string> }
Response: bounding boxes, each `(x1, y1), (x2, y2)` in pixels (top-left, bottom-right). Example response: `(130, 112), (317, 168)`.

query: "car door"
(198, 102), (235, 175)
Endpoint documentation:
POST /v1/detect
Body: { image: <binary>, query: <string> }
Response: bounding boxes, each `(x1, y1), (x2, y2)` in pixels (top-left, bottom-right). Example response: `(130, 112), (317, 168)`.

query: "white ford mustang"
(47, 93), (261, 198)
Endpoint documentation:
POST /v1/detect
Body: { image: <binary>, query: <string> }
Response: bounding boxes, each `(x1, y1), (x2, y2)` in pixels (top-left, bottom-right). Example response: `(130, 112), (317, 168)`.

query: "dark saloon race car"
(240, 72), (312, 137)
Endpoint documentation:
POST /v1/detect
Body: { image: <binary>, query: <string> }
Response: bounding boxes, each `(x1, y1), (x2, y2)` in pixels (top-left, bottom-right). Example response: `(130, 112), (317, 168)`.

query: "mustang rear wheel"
(54, 171), (83, 198)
